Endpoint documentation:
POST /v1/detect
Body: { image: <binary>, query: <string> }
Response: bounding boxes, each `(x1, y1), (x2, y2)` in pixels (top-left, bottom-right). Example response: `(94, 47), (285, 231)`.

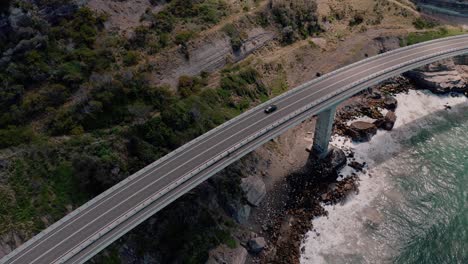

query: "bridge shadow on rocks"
(261, 96), (467, 264)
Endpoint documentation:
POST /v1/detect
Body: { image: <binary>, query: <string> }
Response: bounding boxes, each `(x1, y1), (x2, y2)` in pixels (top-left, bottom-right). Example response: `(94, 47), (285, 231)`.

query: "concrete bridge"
(1, 34), (468, 264)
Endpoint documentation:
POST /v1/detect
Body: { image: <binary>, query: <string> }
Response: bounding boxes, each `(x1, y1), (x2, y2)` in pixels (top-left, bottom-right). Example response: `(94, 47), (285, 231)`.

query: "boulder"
(241, 175), (266, 207)
(383, 96), (398, 110)
(227, 202), (251, 224)
(206, 244), (248, 264)
(374, 111), (397, 131)
(346, 121), (377, 142)
(247, 237), (266, 254)
(327, 147), (347, 171)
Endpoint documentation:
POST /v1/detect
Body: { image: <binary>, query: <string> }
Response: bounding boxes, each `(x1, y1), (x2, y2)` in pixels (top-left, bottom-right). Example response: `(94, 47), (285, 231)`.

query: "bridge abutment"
(312, 105), (337, 158)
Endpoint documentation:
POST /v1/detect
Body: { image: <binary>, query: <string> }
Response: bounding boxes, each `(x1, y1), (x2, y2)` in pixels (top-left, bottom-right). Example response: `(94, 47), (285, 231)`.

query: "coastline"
(247, 72), (468, 263)
(300, 89), (468, 263)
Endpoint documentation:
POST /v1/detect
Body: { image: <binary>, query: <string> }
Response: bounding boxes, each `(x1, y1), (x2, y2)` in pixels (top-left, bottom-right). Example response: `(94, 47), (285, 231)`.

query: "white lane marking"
(5, 35), (468, 264)
(35, 41), (468, 264)
(8, 39), (468, 264)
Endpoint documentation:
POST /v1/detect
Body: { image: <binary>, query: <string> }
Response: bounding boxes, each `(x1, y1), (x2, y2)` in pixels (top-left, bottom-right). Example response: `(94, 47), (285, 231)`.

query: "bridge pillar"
(312, 106), (337, 158)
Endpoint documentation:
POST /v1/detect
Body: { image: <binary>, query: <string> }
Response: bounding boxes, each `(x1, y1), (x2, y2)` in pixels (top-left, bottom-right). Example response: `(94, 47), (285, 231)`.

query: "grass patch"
(402, 27), (466, 46)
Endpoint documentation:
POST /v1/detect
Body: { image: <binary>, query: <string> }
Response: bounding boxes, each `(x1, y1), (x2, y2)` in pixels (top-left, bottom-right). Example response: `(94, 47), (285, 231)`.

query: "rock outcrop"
(155, 27), (275, 86)
(206, 244), (248, 264)
(383, 96), (398, 110)
(374, 111), (397, 131)
(346, 121), (378, 142)
(241, 175), (266, 207)
(404, 59), (468, 94)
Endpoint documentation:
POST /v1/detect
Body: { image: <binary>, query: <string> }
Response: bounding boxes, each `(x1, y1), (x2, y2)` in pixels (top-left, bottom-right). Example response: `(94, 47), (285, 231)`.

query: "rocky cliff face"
(154, 28), (276, 87)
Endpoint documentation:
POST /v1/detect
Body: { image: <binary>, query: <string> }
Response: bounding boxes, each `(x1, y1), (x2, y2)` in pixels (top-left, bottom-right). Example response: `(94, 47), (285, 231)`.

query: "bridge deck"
(2, 34), (468, 264)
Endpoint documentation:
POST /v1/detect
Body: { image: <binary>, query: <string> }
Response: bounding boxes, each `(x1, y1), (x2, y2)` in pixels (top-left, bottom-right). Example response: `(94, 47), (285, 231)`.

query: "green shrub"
(271, 0), (320, 43)
(222, 24), (246, 51)
(413, 17), (439, 30)
(174, 30), (196, 45)
(48, 109), (78, 135)
(197, 0), (228, 23)
(144, 85), (175, 109)
(349, 13), (364, 27)
(404, 27), (466, 46)
(152, 10), (176, 33)
(57, 61), (84, 84)
(123, 51), (140, 66)
(220, 67), (267, 99)
(0, 126), (36, 148)
(55, 7), (105, 48)
(177, 75), (205, 97)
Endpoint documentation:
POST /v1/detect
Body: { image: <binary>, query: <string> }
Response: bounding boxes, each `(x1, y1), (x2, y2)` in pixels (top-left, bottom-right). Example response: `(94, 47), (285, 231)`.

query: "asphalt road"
(2, 35), (468, 264)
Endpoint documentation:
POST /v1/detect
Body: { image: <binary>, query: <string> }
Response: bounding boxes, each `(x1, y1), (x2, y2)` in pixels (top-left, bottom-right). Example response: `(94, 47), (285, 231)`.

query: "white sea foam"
(300, 90), (468, 264)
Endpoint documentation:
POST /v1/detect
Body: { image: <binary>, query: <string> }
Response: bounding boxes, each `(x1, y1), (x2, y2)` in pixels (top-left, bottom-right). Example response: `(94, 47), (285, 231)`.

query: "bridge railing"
(60, 42), (468, 263)
(3, 34), (468, 264)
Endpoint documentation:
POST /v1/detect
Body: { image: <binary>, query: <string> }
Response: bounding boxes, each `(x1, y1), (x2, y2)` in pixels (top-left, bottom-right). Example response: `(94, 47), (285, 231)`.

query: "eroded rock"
(206, 244), (248, 264)
(241, 175), (266, 207)
(346, 121), (377, 142)
(374, 111), (397, 131)
(404, 59), (468, 94)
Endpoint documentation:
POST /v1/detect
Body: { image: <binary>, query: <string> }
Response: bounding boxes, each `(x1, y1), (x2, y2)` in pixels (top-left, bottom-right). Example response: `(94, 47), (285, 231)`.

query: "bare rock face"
(346, 121), (378, 142)
(374, 111), (397, 131)
(155, 27), (275, 86)
(404, 59), (468, 94)
(206, 244), (248, 264)
(241, 175), (266, 207)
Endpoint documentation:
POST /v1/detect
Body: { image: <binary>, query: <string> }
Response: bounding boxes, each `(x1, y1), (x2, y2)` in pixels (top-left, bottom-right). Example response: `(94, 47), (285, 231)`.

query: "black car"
(264, 104), (278, 114)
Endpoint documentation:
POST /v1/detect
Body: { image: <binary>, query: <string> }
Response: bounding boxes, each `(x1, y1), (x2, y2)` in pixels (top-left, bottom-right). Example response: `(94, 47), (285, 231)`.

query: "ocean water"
(300, 90), (468, 264)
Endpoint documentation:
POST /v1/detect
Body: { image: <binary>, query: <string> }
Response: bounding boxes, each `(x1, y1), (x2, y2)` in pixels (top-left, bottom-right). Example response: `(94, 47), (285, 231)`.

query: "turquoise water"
(300, 95), (467, 264)
(380, 106), (467, 264)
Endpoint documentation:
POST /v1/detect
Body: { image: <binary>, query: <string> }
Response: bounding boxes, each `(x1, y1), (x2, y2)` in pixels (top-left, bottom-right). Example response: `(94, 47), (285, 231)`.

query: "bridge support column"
(312, 106), (337, 158)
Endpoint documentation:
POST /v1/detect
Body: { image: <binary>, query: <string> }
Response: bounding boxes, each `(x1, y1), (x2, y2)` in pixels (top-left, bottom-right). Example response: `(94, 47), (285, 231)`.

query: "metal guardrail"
(62, 44), (468, 264)
(2, 34), (468, 264)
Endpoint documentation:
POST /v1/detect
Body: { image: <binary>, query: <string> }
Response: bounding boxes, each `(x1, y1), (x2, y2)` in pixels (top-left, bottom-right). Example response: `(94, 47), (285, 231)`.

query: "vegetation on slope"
(2, 0), (446, 262)
(0, 1), (291, 261)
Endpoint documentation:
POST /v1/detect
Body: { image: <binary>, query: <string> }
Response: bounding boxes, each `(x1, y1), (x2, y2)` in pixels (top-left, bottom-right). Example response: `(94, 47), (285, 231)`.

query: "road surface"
(2, 34), (468, 264)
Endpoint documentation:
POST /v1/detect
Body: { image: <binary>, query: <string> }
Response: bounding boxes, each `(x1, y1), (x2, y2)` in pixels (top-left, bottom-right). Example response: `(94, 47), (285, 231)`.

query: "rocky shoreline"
(238, 56), (468, 264)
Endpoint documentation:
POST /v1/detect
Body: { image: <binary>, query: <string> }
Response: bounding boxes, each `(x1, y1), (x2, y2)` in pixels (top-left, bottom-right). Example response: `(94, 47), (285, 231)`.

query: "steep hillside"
(0, 0), (466, 263)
